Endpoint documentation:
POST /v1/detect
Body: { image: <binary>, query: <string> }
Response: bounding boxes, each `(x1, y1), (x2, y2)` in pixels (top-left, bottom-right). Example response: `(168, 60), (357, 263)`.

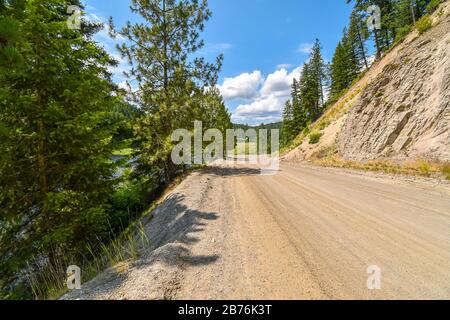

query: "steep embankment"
(284, 1), (450, 164)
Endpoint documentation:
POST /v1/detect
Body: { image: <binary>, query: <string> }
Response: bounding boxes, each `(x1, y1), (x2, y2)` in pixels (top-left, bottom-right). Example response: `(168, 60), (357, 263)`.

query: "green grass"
(25, 166), (200, 300)
(416, 15), (433, 34)
(442, 163), (450, 180)
(417, 160), (431, 175)
(27, 222), (149, 300)
(427, 0), (443, 13)
(308, 132), (323, 145)
(312, 156), (450, 180)
(113, 148), (134, 157)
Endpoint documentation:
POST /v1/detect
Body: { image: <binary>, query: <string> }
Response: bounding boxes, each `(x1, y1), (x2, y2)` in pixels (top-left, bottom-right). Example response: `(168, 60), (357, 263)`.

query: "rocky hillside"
(284, 1), (450, 164)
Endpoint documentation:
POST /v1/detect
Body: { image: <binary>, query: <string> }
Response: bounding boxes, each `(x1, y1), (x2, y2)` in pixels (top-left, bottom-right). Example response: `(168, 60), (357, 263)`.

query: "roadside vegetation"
(308, 144), (450, 180)
(0, 0), (230, 299)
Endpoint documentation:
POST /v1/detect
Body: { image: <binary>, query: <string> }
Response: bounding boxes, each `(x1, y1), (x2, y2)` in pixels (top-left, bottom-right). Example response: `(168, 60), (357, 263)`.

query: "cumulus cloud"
(231, 94), (284, 123)
(260, 67), (302, 97)
(217, 71), (263, 101)
(228, 67), (303, 124)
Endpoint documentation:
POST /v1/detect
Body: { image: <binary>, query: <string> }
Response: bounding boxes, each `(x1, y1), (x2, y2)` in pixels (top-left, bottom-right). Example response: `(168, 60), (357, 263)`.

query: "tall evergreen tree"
(0, 0), (122, 295)
(291, 78), (307, 133)
(309, 39), (329, 115)
(110, 0), (225, 183)
(330, 27), (360, 100)
(281, 100), (295, 145)
(348, 8), (370, 69)
(298, 62), (316, 121)
(330, 41), (349, 99)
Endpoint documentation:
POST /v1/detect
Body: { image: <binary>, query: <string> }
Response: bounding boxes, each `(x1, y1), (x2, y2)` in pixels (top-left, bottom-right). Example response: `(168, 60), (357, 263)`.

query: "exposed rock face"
(339, 15), (450, 161)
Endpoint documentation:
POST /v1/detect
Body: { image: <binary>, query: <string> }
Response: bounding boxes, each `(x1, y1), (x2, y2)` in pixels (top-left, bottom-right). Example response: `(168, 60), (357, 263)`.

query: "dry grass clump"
(310, 151), (449, 180)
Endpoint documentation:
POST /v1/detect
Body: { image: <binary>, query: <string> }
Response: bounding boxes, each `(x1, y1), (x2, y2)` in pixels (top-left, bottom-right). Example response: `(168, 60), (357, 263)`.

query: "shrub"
(426, 0), (442, 13)
(417, 160), (431, 175)
(395, 25), (412, 42)
(416, 15), (433, 34)
(375, 91), (384, 98)
(309, 132), (323, 145)
(442, 163), (450, 180)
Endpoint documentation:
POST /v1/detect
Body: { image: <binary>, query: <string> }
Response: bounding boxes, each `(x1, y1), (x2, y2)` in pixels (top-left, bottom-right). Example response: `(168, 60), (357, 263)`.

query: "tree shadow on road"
(137, 193), (220, 267)
(203, 166), (261, 177)
(61, 193), (221, 300)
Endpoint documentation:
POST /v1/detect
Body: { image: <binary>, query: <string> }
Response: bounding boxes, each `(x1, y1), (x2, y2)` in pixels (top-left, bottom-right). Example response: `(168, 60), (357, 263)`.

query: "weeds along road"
(63, 162), (450, 300)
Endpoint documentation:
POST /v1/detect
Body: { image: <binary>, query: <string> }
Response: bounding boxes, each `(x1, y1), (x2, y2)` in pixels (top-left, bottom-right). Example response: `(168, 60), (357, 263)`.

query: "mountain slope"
(284, 1), (450, 164)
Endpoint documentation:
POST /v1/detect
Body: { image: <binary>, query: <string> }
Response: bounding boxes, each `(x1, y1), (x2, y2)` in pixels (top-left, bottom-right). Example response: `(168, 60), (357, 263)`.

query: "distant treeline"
(232, 122), (282, 131)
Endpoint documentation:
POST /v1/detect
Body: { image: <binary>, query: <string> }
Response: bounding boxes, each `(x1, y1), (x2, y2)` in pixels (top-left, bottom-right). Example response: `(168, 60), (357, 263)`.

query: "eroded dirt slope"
(284, 1), (450, 163)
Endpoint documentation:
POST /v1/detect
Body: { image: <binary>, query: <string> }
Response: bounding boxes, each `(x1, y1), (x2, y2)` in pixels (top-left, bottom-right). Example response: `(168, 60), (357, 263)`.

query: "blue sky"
(85, 0), (354, 125)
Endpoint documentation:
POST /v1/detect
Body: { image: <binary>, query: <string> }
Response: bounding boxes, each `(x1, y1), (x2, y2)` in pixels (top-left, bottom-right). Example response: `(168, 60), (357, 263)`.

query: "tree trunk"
(373, 28), (382, 58)
(162, 0), (168, 96)
(357, 31), (369, 69)
(37, 120), (48, 200)
(410, 0), (417, 25)
(35, 33), (49, 217)
(383, 28), (390, 48)
(319, 77), (324, 110)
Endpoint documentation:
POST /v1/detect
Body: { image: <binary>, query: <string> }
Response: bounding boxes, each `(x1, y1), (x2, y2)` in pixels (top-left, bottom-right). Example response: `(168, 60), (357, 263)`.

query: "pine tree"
(309, 39), (329, 115)
(347, 0), (394, 57)
(282, 100), (295, 145)
(330, 41), (348, 99)
(110, 0), (224, 183)
(330, 26), (361, 101)
(0, 0), (122, 295)
(348, 8), (370, 69)
(291, 79), (307, 134)
(298, 62), (316, 121)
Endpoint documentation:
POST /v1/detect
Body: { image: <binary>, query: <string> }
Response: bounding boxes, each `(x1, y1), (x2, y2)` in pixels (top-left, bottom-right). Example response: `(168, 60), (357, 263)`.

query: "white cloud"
(231, 94), (285, 123)
(108, 53), (131, 81)
(261, 67), (302, 97)
(198, 42), (232, 56)
(214, 43), (232, 50)
(224, 67), (303, 124)
(297, 42), (313, 54)
(217, 71), (263, 101)
(276, 63), (292, 69)
(84, 7), (129, 82)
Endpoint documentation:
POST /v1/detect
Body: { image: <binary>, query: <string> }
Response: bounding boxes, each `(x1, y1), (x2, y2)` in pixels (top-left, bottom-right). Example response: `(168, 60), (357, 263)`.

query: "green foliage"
(108, 175), (154, 234)
(442, 164), (450, 180)
(0, 14), (23, 69)
(395, 25), (413, 41)
(282, 101), (295, 146)
(309, 132), (323, 145)
(426, 0), (443, 13)
(416, 14), (433, 34)
(330, 27), (360, 101)
(110, 0), (230, 184)
(282, 39), (328, 146)
(0, 0), (124, 298)
(417, 160), (431, 174)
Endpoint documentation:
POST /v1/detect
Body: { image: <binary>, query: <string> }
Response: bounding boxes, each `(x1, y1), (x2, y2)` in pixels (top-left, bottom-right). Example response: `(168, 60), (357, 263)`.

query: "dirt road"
(63, 163), (450, 300)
